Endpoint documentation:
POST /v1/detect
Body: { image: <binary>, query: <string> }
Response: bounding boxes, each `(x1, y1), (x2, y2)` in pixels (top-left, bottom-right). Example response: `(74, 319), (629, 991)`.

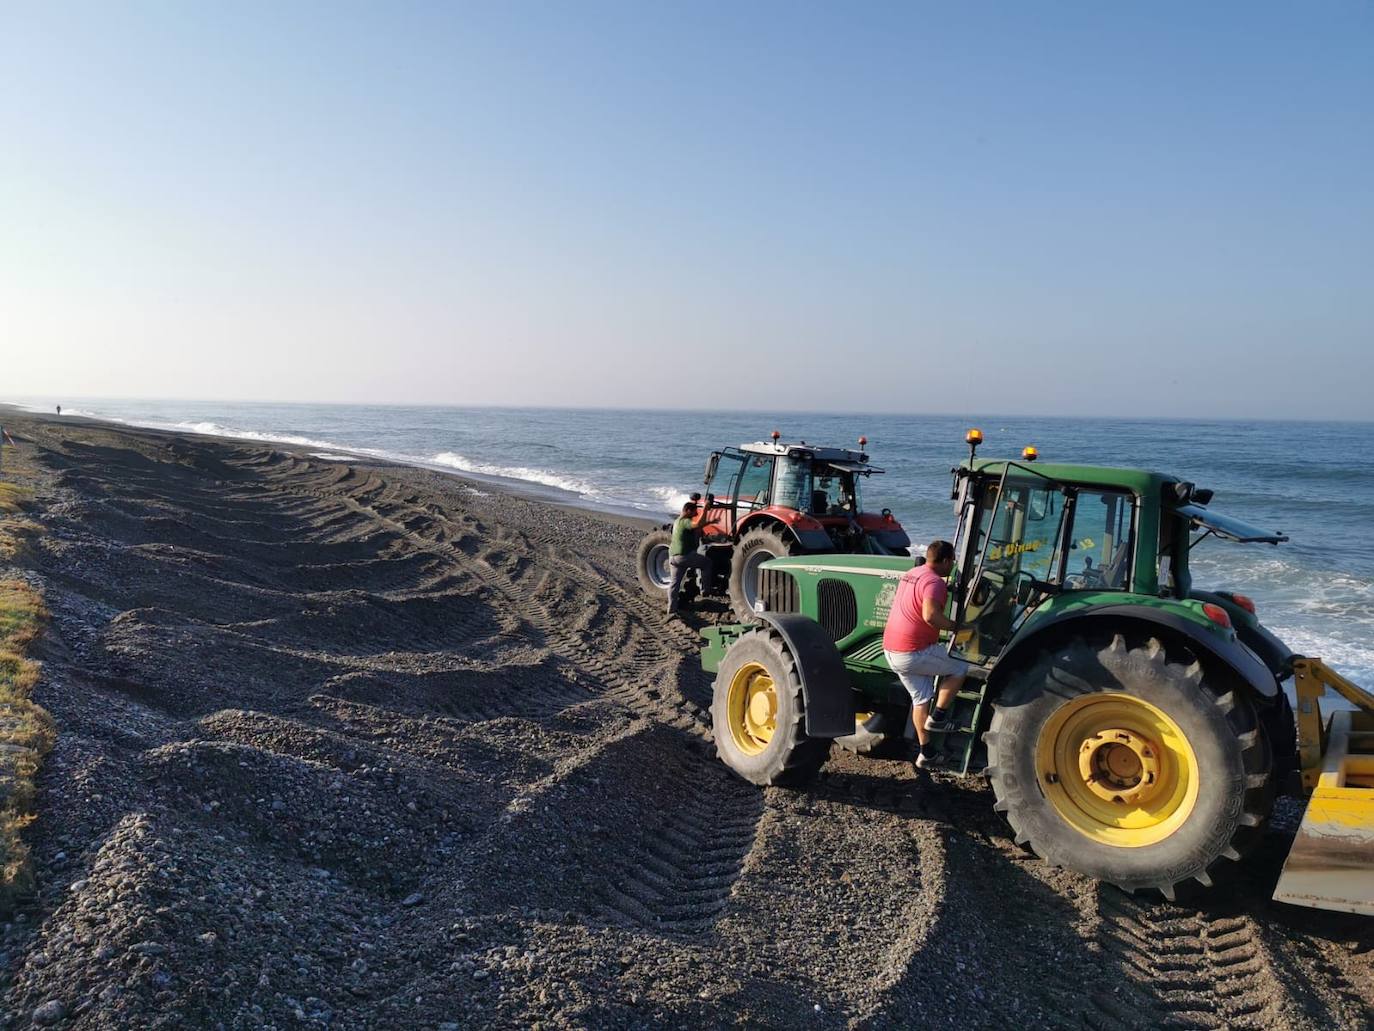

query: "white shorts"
(884, 645), (970, 706)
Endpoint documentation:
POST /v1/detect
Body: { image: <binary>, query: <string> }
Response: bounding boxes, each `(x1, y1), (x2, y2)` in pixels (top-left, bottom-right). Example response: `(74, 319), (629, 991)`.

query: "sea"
(7, 396), (1373, 692)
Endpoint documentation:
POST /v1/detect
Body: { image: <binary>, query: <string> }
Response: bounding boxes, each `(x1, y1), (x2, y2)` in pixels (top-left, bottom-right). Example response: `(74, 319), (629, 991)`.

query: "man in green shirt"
(668, 498), (712, 617)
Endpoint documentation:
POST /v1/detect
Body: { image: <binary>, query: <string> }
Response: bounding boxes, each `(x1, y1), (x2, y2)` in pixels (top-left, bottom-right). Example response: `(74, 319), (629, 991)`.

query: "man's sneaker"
(924, 713), (958, 733)
(914, 751), (948, 770)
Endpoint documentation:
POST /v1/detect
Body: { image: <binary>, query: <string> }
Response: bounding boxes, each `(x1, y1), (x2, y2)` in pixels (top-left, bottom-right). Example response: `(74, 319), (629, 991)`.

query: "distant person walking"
(667, 497), (712, 617)
(883, 539), (970, 768)
(55, 405), (61, 416)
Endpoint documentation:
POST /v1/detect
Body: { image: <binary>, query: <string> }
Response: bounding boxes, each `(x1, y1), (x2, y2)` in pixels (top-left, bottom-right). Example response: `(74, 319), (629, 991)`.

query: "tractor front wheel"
(985, 635), (1274, 899)
(728, 527), (798, 621)
(834, 708), (912, 759)
(712, 627), (831, 786)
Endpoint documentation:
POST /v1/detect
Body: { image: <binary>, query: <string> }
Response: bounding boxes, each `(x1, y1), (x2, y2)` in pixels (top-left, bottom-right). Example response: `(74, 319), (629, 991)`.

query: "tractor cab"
(699, 435), (904, 554)
(949, 449), (1289, 668)
(951, 459), (1149, 665)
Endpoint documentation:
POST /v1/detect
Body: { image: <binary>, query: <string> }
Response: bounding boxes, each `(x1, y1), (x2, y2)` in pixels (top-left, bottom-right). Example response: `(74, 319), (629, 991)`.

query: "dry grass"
(0, 450), (40, 558)
(0, 450), (53, 909)
(0, 517), (42, 562)
(0, 481), (31, 515)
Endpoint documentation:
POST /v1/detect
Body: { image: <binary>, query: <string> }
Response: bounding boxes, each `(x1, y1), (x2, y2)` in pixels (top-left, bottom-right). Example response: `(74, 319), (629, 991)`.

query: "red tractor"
(635, 433), (911, 620)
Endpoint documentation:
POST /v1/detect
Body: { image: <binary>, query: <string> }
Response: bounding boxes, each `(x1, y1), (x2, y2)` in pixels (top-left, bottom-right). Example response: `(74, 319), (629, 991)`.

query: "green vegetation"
(0, 447), (53, 911)
(0, 452), (40, 560)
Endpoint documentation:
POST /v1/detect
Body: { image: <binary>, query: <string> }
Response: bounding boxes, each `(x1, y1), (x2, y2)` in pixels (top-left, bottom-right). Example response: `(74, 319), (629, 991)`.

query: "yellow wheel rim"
(1035, 693), (1199, 848)
(727, 661), (778, 755)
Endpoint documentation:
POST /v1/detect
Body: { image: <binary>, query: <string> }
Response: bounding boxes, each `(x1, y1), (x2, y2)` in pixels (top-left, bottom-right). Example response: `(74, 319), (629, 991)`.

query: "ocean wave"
(1192, 547), (1374, 689)
(647, 486), (693, 513)
(429, 452), (598, 498)
(158, 420), (343, 451)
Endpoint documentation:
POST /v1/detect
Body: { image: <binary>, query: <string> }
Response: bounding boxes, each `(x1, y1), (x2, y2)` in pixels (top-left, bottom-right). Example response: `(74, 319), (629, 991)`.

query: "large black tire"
(635, 528), (674, 599)
(712, 627), (831, 787)
(1259, 690), (1299, 793)
(728, 526), (799, 622)
(985, 634), (1274, 899)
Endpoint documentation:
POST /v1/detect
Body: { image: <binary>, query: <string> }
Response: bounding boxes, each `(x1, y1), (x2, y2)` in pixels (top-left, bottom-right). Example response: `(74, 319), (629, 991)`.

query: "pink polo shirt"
(882, 565), (947, 653)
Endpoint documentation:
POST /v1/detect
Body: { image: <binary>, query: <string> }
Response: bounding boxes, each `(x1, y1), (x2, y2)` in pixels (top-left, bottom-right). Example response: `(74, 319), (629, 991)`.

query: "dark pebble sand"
(0, 409), (1369, 1029)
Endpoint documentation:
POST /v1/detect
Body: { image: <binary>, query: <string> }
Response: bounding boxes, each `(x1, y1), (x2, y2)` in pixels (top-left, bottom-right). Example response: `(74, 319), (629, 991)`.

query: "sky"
(2, 3), (1371, 419)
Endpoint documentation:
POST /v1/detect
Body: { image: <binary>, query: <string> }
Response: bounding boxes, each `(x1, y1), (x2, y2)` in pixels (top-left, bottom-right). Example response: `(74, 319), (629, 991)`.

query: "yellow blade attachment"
(1274, 706), (1374, 915)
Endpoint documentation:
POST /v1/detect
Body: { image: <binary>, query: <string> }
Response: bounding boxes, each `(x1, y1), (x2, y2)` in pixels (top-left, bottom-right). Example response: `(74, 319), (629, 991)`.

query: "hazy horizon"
(8, 393), (1373, 428)
(4, 4), (1372, 420)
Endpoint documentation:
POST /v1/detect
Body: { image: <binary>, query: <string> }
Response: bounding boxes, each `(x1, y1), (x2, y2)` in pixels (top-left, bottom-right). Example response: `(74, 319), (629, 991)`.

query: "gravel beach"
(0, 409), (1369, 1029)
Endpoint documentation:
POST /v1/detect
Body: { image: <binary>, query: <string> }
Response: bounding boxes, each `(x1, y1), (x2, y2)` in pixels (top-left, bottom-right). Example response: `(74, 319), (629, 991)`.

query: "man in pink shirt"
(883, 540), (970, 768)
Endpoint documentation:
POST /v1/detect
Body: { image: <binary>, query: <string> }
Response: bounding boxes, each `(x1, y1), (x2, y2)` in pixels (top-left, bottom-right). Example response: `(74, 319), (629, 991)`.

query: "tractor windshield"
(1177, 503), (1288, 545)
(772, 456), (812, 512)
(1157, 503), (1286, 599)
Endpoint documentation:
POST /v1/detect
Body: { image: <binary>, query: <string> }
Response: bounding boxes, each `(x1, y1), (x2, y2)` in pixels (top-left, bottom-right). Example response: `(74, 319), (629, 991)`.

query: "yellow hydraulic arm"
(1273, 658), (1374, 916)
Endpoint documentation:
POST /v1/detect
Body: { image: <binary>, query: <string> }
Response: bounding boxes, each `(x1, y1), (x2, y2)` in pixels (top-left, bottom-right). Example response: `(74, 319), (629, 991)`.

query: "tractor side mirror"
(703, 452), (720, 487)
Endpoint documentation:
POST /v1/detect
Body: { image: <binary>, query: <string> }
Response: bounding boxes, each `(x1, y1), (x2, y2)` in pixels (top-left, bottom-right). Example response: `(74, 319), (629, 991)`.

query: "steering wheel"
(969, 568), (1041, 618)
(1075, 556), (1105, 588)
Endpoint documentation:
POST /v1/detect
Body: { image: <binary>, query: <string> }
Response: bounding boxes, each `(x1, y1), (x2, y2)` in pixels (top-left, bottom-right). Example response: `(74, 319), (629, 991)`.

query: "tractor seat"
(1103, 541), (1131, 588)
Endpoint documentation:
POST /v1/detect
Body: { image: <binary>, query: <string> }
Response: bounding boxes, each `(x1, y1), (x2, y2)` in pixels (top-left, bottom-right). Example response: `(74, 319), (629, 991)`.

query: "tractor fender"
(1191, 590), (1294, 681)
(738, 510), (831, 551)
(750, 611), (855, 737)
(992, 604), (1280, 701)
(856, 513), (911, 552)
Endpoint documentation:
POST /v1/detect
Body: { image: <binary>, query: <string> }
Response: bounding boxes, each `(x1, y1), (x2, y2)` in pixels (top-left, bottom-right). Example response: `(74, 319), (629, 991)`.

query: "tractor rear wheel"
(635, 528), (674, 599)
(728, 527), (799, 621)
(712, 627), (831, 786)
(985, 635), (1274, 899)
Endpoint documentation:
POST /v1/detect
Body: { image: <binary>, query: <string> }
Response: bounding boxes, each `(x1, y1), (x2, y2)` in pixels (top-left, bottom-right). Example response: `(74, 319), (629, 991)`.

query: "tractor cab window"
(809, 470), (857, 516)
(955, 474), (1068, 664)
(772, 456), (812, 512)
(708, 450), (748, 499)
(735, 454), (773, 511)
(1064, 490), (1135, 591)
(977, 479), (1061, 583)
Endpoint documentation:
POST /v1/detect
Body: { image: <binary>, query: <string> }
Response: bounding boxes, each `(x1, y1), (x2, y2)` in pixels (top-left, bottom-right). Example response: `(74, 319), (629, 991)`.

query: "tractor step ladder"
(930, 676), (992, 776)
(1273, 657), (1374, 916)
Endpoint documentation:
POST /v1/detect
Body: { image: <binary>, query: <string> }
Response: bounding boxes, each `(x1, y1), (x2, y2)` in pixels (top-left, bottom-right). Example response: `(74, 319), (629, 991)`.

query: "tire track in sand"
(221, 450), (761, 935)
(246, 458), (712, 738)
(590, 747), (763, 933)
(1085, 891), (1284, 1029)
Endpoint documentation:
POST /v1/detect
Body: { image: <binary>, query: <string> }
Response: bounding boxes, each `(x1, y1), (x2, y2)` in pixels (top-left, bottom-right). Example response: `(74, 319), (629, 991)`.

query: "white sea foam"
(430, 452), (597, 498)
(160, 420), (344, 451)
(309, 452), (353, 461)
(1192, 545), (1374, 690)
(647, 485), (693, 513)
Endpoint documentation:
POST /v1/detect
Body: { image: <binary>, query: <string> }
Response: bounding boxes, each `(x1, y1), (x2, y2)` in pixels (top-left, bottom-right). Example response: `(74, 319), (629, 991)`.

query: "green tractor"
(701, 432), (1314, 900)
